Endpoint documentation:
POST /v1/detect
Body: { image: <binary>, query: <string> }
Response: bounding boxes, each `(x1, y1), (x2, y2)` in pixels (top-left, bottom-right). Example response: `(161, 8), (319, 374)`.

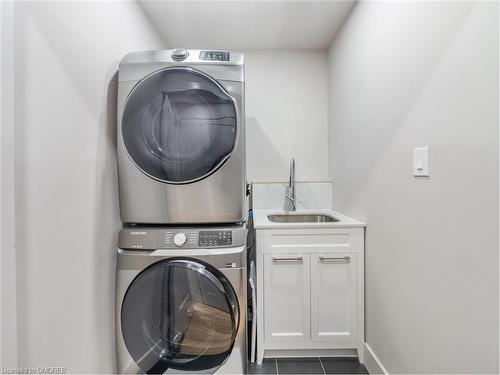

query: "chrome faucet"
(285, 158), (296, 211)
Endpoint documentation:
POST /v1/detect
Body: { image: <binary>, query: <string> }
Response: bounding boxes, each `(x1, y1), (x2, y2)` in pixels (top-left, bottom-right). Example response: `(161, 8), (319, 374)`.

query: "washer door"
(122, 67), (237, 184)
(121, 258), (240, 374)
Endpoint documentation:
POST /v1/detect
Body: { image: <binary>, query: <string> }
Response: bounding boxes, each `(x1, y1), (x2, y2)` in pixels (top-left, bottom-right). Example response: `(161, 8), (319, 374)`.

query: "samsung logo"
(130, 231), (147, 236)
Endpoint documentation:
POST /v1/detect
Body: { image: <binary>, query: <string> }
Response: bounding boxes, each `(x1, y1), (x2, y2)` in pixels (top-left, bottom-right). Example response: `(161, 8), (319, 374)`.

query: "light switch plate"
(413, 146), (429, 177)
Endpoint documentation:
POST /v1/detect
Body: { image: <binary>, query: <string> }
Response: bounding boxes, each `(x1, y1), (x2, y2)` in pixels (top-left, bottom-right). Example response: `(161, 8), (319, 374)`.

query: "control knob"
(171, 48), (189, 61)
(173, 232), (187, 247)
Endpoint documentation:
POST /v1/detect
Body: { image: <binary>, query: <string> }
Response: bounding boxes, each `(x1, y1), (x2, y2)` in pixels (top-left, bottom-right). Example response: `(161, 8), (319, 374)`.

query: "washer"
(116, 225), (247, 374)
(117, 49), (245, 225)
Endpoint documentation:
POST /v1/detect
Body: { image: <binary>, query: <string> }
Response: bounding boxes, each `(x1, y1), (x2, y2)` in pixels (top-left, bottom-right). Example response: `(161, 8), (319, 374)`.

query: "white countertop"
(252, 209), (366, 229)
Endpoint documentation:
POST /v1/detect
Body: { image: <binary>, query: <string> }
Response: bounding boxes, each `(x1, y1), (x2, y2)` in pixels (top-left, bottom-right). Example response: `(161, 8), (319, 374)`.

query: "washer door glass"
(121, 258), (240, 374)
(122, 67), (237, 184)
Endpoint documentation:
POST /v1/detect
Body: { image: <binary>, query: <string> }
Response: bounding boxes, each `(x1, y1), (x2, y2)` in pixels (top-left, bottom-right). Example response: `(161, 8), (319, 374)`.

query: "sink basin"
(267, 213), (339, 223)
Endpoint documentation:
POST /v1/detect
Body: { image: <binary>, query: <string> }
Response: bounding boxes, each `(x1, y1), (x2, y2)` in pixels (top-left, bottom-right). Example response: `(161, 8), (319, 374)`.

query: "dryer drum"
(122, 67), (238, 184)
(121, 258), (240, 374)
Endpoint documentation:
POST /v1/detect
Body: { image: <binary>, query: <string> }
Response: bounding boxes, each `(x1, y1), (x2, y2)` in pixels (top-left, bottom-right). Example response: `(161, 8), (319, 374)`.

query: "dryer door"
(121, 258), (240, 374)
(122, 67), (238, 184)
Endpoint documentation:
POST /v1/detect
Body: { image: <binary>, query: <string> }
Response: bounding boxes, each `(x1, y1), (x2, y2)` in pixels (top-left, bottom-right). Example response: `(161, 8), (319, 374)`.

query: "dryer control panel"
(118, 225), (245, 250)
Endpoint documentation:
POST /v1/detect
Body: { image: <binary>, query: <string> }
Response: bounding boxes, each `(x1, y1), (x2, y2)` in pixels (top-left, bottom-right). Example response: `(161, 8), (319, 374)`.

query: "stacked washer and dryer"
(115, 49), (247, 374)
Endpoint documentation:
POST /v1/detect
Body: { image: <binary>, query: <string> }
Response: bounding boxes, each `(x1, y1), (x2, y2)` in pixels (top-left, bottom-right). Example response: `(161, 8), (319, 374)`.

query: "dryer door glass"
(121, 258), (240, 373)
(122, 67), (237, 184)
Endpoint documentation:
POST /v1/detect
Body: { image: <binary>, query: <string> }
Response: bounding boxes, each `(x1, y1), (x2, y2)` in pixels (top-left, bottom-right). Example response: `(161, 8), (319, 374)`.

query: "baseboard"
(363, 343), (388, 374)
(264, 348), (358, 359)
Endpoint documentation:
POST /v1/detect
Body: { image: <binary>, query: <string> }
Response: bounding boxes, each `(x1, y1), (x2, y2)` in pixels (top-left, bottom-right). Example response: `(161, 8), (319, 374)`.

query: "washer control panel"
(198, 230), (232, 247)
(118, 226), (245, 250)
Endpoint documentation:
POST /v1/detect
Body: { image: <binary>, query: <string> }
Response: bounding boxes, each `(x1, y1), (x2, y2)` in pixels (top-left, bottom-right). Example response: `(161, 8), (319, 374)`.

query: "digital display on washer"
(198, 230), (232, 247)
(199, 51), (230, 61)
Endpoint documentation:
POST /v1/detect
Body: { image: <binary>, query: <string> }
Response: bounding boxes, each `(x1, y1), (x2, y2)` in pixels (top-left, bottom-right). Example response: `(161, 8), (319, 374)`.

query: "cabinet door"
(311, 253), (357, 346)
(264, 253), (310, 344)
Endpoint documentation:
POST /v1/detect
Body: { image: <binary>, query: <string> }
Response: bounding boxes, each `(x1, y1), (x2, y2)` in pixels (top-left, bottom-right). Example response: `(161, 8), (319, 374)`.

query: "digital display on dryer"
(199, 51), (230, 61)
(199, 231), (232, 247)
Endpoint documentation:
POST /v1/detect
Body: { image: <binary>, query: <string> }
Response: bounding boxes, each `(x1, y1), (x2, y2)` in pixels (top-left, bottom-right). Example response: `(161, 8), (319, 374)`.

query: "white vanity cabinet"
(310, 252), (357, 345)
(255, 226), (365, 364)
(264, 252), (310, 344)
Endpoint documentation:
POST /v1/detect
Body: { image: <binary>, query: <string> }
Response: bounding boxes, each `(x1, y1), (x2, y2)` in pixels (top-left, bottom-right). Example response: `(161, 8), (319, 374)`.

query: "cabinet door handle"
(272, 256), (303, 263)
(319, 256), (350, 263)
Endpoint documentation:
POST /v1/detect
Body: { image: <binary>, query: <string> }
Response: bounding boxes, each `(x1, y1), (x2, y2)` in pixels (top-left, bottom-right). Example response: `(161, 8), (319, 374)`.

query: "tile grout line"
(275, 358), (279, 375)
(319, 357), (327, 375)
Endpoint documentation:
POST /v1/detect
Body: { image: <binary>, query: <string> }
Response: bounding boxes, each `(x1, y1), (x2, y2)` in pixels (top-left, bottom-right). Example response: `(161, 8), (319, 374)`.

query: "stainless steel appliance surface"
(117, 49), (245, 225)
(116, 225), (247, 374)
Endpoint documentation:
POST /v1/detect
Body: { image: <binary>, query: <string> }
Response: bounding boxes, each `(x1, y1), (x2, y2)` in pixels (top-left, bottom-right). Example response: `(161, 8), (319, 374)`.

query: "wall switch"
(413, 146), (429, 177)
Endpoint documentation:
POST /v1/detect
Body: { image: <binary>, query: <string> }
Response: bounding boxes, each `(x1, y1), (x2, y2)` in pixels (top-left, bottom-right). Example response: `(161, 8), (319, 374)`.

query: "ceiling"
(138, 1), (356, 50)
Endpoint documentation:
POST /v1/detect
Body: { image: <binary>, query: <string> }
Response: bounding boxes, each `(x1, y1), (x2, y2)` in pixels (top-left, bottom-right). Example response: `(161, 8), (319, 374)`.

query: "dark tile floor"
(248, 357), (368, 374)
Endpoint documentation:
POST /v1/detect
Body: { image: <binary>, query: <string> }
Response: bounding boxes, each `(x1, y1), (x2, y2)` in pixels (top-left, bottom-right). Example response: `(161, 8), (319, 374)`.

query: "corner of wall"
(363, 343), (388, 375)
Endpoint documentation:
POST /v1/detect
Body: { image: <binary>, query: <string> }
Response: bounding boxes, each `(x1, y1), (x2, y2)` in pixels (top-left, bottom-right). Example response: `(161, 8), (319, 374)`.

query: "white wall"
(245, 50), (329, 182)
(328, 1), (499, 373)
(14, 2), (163, 372)
(1, 1), (17, 368)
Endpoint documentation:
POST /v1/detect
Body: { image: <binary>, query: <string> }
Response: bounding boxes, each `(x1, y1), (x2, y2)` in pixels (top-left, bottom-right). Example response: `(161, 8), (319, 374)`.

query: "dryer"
(116, 225), (247, 374)
(117, 49), (245, 225)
